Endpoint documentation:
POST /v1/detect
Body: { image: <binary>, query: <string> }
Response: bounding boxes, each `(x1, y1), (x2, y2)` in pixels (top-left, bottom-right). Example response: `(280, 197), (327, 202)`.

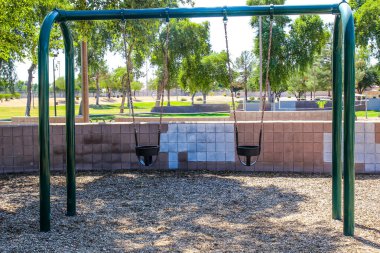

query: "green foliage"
(357, 68), (380, 94)
(316, 100), (328, 109)
(354, 0), (380, 60)
(288, 15), (330, 72)
(248, 0), (330, 99)
(287, 71), (308, 99)
(201, 51), (230, 89)
(131, 81), (143, 93)
(153, 19), (211, 92)
(54, 77), (65, 91)
(12, 92), (21, 99)
(3, 94), (12, 101)
(0, 59), (17, 93)
(235, 50), (254, 98)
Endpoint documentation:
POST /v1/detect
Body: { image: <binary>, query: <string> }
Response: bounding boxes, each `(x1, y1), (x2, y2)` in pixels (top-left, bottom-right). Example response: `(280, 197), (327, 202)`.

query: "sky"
(15, 0), (341, 83)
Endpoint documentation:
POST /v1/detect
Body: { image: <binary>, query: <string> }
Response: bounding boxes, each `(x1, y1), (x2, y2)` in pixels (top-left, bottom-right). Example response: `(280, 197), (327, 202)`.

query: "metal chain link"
(122, 20), (137, 134)
(159, 21), (170, 134)
(224, 16), (273, 148)
(260, 18), (274, 135)
(223, 20), (238, 143)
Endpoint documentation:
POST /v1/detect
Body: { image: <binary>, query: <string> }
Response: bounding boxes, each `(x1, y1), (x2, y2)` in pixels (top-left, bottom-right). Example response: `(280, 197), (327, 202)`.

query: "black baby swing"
(224, 12), (274, 166)
(122, 17), (171, 167)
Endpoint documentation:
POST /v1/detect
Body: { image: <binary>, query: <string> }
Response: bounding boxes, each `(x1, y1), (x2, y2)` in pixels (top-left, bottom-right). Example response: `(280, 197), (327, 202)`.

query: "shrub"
(223, 93), (227, 97)
(76, 96), (80, 100)
(209, 92), (215, 96)
(0, 94), (4, 102)
(249, 97), (255, 101)
(12, 92), (21, 99)
(316, 100), (328, 109)
(4, 94), (11, 101)
(180, 98), (187, 101)
(196, 97), (203, 101)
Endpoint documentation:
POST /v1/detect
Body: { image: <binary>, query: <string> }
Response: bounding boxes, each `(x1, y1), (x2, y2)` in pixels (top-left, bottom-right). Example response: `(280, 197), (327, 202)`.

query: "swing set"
(38, 1), (356, 236)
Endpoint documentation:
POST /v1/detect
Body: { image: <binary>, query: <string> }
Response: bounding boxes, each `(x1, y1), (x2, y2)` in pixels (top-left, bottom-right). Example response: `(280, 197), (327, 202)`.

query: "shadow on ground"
(0, 172), (376, 252)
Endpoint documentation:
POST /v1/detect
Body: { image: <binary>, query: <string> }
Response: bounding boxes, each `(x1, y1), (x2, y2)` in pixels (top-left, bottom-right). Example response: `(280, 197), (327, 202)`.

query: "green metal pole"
(340, 2), (356, 236)
(332, 14), (342, 220)
(61, 22), (76, 216)
(38, 10), (59, 232)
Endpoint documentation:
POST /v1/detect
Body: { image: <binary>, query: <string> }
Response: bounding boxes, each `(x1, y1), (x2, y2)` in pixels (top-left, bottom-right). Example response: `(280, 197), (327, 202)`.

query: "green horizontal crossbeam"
(55, 4), (340, 22)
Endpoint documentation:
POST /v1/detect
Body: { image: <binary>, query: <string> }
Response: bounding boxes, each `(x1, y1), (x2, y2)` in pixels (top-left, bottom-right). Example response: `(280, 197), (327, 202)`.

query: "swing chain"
(223, 15), (239, 148)
(121, 18), (139, 146)
(158, 17), (170, 143)
(260, 13), (274, 134)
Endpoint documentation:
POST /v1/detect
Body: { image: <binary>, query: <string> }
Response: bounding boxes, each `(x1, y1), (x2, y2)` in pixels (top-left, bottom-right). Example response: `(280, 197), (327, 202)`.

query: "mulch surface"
(1, 171), (379, 252)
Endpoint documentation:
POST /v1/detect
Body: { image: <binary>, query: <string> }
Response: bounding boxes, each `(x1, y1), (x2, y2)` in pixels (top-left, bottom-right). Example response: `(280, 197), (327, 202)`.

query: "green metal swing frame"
(38, 1), (355, 235)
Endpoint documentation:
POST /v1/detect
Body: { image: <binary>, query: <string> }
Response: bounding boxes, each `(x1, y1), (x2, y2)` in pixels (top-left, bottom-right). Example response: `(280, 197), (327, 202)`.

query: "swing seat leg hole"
(135, 145), (160, 167)
(237, 145), (261, 167)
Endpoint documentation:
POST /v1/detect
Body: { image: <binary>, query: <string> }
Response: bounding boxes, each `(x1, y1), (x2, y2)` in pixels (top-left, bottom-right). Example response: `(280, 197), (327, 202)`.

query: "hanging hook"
(223, 7), (228, 23)
(165, 7), (170, 23)
(121, 9), (126, 22)
(269, 4), (274, 21)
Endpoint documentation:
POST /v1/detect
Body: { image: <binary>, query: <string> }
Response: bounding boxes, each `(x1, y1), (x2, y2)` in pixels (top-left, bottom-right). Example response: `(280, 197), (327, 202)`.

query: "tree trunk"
(120, 75), (127, 113)
(81, 41), (90, 122)
(107, 88), (111, 100)
(202, 93), (206, 104)
(191, 93), (195, 105)
(167, 88), (171, 106)
(120, 40), (134, 113)
(95, 73), (100, 106)
(25, 63), (36, 116)
(155, 84), (161, 107)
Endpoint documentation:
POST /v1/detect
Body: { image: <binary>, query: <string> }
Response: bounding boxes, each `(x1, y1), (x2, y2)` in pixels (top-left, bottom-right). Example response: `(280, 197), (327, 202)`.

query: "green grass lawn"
(0, 101), (228, 121)
(1, 102), (378, 121)
(355, 111), (379, 118)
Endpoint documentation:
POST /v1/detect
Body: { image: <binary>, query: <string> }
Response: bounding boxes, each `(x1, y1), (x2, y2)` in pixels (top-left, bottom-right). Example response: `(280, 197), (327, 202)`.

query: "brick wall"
(0, 121), (378, 174)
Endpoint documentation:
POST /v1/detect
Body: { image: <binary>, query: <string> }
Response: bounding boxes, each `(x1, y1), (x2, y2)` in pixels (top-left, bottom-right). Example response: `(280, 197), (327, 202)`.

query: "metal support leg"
(332, 14), (342, 221)
(38, 10), (59, 232)
(340, 2), (356, 236)
(61, 22), (76, 216)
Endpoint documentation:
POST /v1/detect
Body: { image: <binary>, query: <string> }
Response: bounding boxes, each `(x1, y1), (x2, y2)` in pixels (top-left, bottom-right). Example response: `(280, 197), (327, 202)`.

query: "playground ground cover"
(0, 172), (379, 252)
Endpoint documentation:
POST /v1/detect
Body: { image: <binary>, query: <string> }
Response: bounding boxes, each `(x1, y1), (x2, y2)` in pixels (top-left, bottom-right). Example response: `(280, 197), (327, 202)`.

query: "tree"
(235, 51), (254, 102)
(74, 22), (110, 106)
(0, 58), (17, 93)
(248, 0), (330, 102)
(314, 42), (333, 96)
(287, 71), (309, 100)
(355, 47), (370, 92)
(357, 68), (380, 94)
(0, 0), (66, 116)
(54, 77), (65, 92)
(152, 19), (210, 106)
(353, 0), (380, 60)
(179, 55), (214, 104)
(131, 81), (143, 98)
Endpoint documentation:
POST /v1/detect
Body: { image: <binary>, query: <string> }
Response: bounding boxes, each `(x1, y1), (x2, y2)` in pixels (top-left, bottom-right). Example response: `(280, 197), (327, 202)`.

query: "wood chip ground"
(0, 172), (379, 252)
